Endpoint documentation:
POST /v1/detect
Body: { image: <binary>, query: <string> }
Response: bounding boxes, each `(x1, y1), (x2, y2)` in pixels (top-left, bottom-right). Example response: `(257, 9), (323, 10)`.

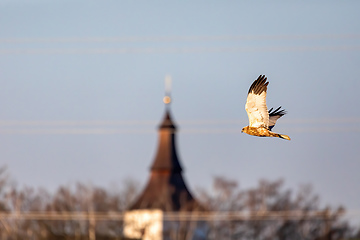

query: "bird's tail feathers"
(278, 134), (291, 141)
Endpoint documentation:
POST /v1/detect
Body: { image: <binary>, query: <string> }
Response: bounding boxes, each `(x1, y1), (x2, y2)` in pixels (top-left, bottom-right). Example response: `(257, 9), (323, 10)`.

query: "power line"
(0, 127), (359, 135)
(0, 120), (157, 127)
(1, 34), (360, 44)
(0, 118), (359, 135)
(0, 210), (359, 221)
(0, 118), (359, 127)
(1, 45), (360, 55)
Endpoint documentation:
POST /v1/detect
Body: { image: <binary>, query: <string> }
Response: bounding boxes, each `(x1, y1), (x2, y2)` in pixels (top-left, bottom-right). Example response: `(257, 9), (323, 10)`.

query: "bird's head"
(241, 126), (249, 134)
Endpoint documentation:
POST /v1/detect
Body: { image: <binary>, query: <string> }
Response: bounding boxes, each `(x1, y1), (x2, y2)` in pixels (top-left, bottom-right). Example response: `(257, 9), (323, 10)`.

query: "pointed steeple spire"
(150, 109), (182, 173)
(129, 77), (203, 211)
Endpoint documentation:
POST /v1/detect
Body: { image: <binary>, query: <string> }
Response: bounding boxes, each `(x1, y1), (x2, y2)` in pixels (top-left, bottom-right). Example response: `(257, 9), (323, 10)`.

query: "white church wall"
(124, 209), (163, 240)
(124, 210), (208, 240)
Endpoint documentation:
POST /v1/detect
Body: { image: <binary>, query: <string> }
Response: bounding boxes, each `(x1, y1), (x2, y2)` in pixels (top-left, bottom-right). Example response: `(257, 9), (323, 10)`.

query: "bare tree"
(196, 177), (354, 240)
(0, 167), (358, 240)
(0, 170), (140, 240)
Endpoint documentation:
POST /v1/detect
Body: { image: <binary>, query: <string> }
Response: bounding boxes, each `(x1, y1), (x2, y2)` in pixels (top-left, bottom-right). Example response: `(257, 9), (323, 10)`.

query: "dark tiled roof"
(158, 110), (177, 130)
(151, 110), (182, 173)
(129, 109), (203, 211)
(129, 172), (203, 211)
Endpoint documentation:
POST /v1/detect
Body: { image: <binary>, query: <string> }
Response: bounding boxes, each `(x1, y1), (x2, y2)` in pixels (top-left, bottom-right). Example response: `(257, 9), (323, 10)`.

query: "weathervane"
(163, 75), (172, 105)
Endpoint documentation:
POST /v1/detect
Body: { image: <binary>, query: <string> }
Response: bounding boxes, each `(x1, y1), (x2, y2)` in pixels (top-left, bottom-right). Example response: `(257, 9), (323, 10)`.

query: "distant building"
(124, 92), (206, 240)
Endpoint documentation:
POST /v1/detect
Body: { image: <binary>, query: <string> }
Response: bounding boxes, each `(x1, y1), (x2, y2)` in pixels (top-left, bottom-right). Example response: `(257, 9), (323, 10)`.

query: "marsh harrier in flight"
(241, 75), (290, 140)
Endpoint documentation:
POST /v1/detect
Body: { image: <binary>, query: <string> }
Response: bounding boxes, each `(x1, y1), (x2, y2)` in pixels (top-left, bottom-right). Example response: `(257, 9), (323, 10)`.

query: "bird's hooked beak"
(241, 128), (244, 133)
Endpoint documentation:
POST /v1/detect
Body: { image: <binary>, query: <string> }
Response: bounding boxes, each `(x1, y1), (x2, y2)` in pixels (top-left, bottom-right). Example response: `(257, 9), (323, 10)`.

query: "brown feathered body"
(241, 126), (290, 140)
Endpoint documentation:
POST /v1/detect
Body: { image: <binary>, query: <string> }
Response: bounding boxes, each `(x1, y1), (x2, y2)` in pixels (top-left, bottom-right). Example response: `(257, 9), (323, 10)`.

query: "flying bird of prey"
(241, 75), (291, 140)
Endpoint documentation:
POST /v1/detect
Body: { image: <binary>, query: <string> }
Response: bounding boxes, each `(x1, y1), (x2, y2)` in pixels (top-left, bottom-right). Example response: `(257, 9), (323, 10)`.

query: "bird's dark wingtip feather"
(269, 106), (287, 117)
(248, 75), (269, 95)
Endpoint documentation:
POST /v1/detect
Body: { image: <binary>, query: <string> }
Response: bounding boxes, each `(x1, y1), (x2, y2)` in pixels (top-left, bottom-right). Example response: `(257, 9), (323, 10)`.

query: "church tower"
(124, 77), (205, 240)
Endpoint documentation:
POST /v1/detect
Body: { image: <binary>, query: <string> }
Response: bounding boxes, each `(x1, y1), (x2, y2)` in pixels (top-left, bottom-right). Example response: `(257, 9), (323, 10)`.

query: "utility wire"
(1, 45), (360, 55)
(0, 118), (359, 126)
(0, 127), (359, 135)
(0, 210), (359, 221)
(0, 118), (360, 134)
(1, 34), (360, 44)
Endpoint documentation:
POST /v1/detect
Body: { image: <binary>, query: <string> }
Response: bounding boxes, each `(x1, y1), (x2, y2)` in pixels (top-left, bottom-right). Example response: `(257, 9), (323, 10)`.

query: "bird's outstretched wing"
(268, 106), (287, 131)
(245, 75), (269, 128)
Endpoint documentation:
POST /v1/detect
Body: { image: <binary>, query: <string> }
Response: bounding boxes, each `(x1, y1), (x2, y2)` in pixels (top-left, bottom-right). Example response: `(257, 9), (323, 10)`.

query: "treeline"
(196, 177), (359, 240)
(0, 166), (359, 240)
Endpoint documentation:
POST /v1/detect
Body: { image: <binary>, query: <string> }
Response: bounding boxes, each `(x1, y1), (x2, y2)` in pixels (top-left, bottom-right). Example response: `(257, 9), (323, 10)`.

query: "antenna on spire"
(163, 75), (172, 105)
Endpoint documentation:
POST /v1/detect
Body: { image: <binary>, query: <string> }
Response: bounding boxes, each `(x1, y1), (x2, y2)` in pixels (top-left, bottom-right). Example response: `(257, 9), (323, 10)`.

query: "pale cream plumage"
(241, 75), (290, 140)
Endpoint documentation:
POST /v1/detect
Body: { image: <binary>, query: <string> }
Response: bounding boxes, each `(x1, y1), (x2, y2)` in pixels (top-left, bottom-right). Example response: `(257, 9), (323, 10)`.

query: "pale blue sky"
(0, 0), (360, 222)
